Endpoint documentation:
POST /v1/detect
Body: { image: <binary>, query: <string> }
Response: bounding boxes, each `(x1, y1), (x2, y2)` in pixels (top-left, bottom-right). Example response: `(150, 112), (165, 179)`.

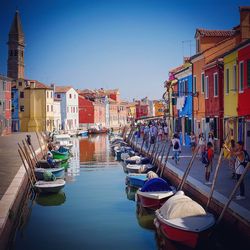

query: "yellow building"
(223, 50), (238, 141)
(153, 100), (164, 117)
(19, 80), (55, 132)
(127, 102), (136, 122)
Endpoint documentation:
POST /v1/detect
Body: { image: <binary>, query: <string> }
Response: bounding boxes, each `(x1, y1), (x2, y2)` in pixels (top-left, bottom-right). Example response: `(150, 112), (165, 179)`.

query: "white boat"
(154, 191), (215, 248)
(35, 179), (66, 194)
(126, 164), (154, 173)
(53, 134), (73, 147)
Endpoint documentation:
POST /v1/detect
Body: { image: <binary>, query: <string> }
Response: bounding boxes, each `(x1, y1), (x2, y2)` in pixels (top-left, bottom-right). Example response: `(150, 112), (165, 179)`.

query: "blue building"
(11, 87), (20, 132)
(174, 61), (193, 145)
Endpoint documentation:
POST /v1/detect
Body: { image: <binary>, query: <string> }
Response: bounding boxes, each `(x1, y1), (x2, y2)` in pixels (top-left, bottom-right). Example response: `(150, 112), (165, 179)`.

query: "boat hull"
(35, 179), (65, 194)
(154, 218), (212, 248)
(126, 174), (148, 188)
(51, 150), (69, 160)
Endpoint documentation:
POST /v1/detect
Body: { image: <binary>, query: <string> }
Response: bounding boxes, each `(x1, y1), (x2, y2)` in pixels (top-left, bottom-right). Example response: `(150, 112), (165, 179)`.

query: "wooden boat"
(36, 192), (66, 206)
(35, 179), (66, 194)
(126, 173), (148, 188)
(34, 167), (65, 180)
(78, 130), (88, 136)
(125, 156), (150, 165)
(154, 191), (215, 248)
(126, 164), (154, 174)
(51, 150), (69, 161)
(136, 178), (175, 210)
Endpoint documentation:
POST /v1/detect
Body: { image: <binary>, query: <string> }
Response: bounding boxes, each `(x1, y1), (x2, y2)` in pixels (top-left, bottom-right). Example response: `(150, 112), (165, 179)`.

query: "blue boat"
(78, 130), (88, 136)
(35, 167), (65, 180)
(126, 174), (148, 188)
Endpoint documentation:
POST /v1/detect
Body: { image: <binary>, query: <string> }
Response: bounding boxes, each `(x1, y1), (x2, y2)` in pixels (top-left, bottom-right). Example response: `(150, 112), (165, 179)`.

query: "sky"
(0, 0), (249, 100)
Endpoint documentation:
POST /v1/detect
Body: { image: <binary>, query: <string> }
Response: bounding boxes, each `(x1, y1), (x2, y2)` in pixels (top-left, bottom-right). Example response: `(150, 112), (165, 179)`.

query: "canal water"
(9, 135), (247, 250)
(10, 135), (158, 250)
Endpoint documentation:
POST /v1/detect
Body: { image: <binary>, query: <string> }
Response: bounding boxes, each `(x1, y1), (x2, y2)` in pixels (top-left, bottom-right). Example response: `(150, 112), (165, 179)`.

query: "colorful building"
(223, 50), (238, 142)
(174, 60), (193, 145)
(0, 76), (12, 135)
(127, 102), (136, 123)
(237, 41), (250, 152)
(135, 101), (149, 119)
(18, 80), (54, 132)
(153, 100), (164, 117)
(55, 86), (79, 131)
(53, 97), (61, 131)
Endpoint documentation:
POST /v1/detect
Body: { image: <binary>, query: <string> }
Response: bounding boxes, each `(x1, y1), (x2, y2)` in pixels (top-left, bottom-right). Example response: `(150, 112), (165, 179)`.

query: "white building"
(53, 98), (61, 131)
(55, 86), (79, 131)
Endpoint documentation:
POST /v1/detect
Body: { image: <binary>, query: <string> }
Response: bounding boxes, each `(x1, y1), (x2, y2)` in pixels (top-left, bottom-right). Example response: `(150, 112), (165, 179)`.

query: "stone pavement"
(135, 137), (250, 211)
(0, 132), (42, 200)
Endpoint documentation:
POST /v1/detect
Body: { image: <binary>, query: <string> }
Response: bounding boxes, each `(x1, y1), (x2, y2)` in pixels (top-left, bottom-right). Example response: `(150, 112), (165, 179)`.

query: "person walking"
(164, 124), (169, 141)
(229, 141), (249, 200)
(190, 132), (196, 154)
(144, 125), (150, 148)
(198, 133), (206, 156)
(228, 139), (237, 179)
(171, 133), (181, 164)
(204, 142), (214, 185)
(158, 125), (163, 142)
(150, 123), (157, 144)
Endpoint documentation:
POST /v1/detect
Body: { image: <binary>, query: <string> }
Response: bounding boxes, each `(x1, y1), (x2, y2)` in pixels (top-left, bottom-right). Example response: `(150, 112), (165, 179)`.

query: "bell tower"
(7, 10), (25, 79)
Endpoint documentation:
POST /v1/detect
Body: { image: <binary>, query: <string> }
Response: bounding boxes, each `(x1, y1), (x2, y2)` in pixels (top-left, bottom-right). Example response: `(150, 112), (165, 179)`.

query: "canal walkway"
(133, 137), (250, 220)
(0, 132), (44, 248)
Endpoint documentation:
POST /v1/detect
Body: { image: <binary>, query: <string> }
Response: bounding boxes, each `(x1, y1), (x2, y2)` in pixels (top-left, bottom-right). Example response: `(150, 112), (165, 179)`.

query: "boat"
(125, 185), (138, 201)
(53, 134), (73, 147)
(78, 129), (88, 136)
(34, 167), (65, 180)
(136, 178), (175, 210)
(126, 164), (155, 174)
(36, 192), (66, 206)
(154, 191), (215, 248)
(35, 179), (66, 194)
(126, 173), (148, 188)
(125, 156), (151, 165)
(88, 127), (108, 134)
(36, 159), (62, 169)
(51, 150), (69, 161)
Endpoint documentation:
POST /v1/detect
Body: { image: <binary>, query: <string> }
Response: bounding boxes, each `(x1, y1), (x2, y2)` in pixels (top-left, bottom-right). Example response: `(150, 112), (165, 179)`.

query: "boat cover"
(158, 191), (206, 219)
(141, 178), (172, 192)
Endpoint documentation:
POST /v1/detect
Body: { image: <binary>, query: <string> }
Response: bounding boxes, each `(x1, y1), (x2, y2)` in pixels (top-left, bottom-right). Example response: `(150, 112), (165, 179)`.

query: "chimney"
(50, 83), (55, 92)
(29, 81), (36, 88)
(240, 6), (250, 41)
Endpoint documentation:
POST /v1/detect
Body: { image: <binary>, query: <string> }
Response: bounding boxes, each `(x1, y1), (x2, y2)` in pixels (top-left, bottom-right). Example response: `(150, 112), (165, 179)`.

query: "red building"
(204, 59), (224, 148)
(237, 41), (250, 151)
(0, 76), (12, 135)
(78, 94), (94, 127)
(136, 101), (149, 119)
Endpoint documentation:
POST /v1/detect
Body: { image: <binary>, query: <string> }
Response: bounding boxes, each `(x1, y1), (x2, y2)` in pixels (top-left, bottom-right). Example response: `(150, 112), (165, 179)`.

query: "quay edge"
(129, 139), (250, 243)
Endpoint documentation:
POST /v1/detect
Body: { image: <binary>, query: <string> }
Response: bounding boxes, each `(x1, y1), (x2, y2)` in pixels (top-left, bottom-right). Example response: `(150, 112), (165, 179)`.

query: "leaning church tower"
(7, 10), (25, 79)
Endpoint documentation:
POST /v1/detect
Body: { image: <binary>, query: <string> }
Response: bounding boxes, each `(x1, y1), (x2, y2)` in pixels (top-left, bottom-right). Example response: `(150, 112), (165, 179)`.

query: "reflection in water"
(67, 138), (80, 178)
(136, 202), (155, 231)
(125, 184), (138, 201)
(36, 192), (66, 206)
(79, 135), (112, 164)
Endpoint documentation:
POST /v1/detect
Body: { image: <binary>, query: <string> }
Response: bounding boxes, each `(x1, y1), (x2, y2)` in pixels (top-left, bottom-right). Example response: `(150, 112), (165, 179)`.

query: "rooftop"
(195, 28), (236, 38)
(55, 86), (72, 93)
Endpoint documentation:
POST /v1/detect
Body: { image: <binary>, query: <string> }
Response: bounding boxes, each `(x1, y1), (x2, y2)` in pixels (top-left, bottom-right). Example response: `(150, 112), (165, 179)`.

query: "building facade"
(55, 86), (79, 131)
(0, 76), (12, 135)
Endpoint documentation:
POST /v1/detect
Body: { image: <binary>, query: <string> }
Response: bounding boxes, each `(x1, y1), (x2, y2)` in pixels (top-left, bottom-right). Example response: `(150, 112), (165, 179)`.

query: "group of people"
(133, 122), (249, 200)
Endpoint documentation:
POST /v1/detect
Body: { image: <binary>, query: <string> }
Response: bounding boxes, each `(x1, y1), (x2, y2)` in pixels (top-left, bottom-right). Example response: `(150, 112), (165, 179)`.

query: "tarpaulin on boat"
(141, 178), (172, 192)
(159, 191), (206, 220)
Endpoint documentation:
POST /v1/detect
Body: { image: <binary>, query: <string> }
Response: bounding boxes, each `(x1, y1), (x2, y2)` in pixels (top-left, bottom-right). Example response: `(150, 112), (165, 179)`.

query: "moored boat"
(136, 178), (175, 210)
(34, 167), (65, 180)
(154, 191), (215, 248)
(126, 173), (148, 188)
(35, 179), (66, 194)
(53, 134), (73, 147)
(36, 159), (61, 169)
(51, 150), (69, 161)
(126, 164), (154, 174)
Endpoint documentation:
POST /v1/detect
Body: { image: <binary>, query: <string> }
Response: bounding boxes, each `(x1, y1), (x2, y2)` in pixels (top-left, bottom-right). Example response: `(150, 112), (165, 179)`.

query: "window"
(225, 69), (229, 94)
(247, 60), (250, 87)
(9, 100), (11, 110)
(214, 73), (218, 97)
(205, 76), (209, 99)
(51, 105), (53, 112)
(185, 80), (188, 95)
(20, 91), (24, 98)
(57, 94), (61, 98)
(196, 38), (200, 53)
(69, 94), (72, 99)
(14, 50), (18, 56)
(20, 105), (24, 112)
(2, 101), (5, 111)
(18, 81), (22, 87)
(3, 81), (6, 91)
(193, 76), (197, 94)
(239, 61), (244, 92)
(201, 73), (205, 94)
(74, 94), (76, 99)
(47, 105), (49, 112)
(233, 64), (237, 91)
(9, 50), (13, 56)
(51, 92), (53, 98)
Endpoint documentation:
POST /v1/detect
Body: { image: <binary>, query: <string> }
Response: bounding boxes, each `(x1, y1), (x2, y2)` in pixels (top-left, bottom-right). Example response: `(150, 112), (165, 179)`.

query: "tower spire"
(7, 10), (25, 79)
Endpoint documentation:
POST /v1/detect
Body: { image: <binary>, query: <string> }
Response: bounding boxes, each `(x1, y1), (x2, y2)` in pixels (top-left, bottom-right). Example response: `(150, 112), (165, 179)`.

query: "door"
(245, 121), (250, 153)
